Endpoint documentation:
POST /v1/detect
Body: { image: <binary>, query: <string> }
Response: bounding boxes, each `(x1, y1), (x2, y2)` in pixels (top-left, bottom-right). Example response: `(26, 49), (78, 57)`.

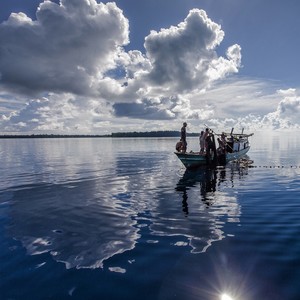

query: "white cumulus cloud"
(110, 8), (242, 123)
(0, 0), (129, 96)
(142, 9), (240, 92)
(261, 89), (300, 129)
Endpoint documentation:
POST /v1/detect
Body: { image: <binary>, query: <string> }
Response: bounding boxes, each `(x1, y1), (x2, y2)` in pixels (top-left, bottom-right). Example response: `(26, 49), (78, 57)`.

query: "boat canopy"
(216, 132), (253, 138)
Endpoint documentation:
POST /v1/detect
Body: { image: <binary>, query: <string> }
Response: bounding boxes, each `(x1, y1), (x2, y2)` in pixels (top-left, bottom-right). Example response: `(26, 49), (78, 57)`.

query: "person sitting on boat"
(180, 122), (187, 153)
(199, 130), (205, 154)
(175, 140), (184, 152)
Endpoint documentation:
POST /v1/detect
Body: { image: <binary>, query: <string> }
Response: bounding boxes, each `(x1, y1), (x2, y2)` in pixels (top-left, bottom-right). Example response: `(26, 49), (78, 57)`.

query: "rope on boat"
(233, 158), (300, 169)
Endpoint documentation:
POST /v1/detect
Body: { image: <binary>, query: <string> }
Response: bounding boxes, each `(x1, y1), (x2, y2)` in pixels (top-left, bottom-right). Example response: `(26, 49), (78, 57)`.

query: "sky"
(0, 0), (300, 134)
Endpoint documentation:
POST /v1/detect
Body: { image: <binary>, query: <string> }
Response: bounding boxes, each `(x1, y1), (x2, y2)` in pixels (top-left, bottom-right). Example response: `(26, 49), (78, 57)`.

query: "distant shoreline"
(0, 134), (110, 139)
(0, 131), (199, 139)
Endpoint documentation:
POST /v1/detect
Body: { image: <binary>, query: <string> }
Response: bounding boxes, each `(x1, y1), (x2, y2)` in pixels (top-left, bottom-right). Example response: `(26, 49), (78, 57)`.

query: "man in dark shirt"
(180, 122), (187, 153)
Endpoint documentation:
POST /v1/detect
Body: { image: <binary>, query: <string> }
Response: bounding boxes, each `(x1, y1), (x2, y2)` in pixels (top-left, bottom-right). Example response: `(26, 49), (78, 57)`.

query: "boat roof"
(217, 132), (254, 138)
(203, 125), (254, 138)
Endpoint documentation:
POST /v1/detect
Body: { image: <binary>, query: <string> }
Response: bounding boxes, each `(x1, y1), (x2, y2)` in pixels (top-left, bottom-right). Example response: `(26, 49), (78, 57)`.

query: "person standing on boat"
(205, 132), (214, 157)
(221, 132), (226, 146)
(217, 138), (226, 157)
(202, 128), (209, 153)
(218, 133), (227, 152)
(180, 122), (187, 153)
(199, 130), (205, 154)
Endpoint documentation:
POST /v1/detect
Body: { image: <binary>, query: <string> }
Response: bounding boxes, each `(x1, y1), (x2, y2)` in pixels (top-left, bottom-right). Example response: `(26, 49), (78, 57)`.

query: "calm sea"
(1, 131), (300, 300)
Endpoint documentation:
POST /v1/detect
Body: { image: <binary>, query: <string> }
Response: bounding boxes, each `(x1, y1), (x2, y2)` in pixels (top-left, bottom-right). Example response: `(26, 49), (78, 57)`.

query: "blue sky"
(0, 0), (300, 134)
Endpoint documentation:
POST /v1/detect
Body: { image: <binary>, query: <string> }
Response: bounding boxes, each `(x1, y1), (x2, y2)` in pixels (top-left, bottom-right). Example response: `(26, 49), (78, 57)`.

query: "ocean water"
(0, 131), (300, 300)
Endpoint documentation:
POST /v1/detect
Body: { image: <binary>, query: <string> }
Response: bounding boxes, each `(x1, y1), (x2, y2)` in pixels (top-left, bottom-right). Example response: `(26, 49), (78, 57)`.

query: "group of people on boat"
(175, 122), (253, 168)
(199, 128), (215, 155)
(175, 122), (228, 156)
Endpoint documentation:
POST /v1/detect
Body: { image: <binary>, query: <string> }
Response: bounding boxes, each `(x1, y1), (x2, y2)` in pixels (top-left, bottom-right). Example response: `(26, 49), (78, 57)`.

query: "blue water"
(1, 132), (300, 300)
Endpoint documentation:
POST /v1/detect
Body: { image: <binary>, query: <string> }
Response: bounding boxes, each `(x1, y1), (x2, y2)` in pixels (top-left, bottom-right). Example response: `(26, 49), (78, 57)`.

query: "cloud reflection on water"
(8, 178), (140, 269)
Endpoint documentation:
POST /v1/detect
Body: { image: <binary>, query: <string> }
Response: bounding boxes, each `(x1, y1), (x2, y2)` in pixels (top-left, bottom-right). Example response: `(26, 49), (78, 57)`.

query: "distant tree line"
(0, 134), (110, 139)
(111, 131), (198, 137)
(0, 131), (199, 139)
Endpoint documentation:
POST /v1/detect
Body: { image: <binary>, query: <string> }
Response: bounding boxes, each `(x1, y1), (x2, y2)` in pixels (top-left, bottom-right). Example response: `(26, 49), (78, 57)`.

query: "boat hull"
(175, 146), (250, 168)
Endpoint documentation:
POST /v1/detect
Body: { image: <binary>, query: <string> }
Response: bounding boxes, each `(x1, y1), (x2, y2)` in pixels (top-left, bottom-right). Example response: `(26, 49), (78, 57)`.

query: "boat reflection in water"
(172, 163), (249, 252)
(176, 163), (248, 212)
(176, 167), (218, 214)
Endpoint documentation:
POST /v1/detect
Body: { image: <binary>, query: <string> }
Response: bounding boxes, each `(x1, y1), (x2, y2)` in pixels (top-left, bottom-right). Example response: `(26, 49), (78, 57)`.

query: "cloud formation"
(0, 0), (299, 133)
(2, 1), (241, 100)
(1, 93), (113, 133)
(143, 9), (240, 91)
(261, 89), (300, 129)
(0, 0), (129, 96)
(113, 9), (241, 120)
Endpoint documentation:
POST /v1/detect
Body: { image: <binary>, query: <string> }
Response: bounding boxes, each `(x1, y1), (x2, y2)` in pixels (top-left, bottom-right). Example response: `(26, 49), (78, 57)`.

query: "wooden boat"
(175, 129), (253, 169)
